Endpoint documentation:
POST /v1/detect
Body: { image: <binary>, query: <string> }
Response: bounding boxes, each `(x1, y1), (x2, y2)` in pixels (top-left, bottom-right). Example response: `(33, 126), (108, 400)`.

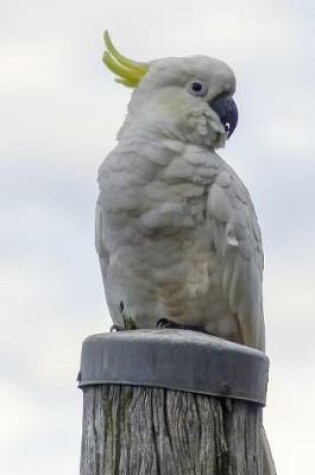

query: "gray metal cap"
(78, 329), (269, 406)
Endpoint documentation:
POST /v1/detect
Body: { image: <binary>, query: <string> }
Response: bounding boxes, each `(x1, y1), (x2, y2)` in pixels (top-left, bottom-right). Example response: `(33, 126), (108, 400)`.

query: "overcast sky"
(1, 1), (314, 474)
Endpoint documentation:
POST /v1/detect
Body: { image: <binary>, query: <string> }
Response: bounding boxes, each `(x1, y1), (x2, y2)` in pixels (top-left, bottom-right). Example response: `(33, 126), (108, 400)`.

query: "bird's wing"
(95, 194), (110, 282)
(207, 163), (265, 350)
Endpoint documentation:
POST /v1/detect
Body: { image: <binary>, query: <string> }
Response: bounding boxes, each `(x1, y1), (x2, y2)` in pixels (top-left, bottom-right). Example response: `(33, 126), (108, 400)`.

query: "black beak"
(209, 96), (238, 138)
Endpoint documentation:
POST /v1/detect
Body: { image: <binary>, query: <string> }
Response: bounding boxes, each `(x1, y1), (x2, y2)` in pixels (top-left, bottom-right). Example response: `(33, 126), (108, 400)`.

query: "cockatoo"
(96, 32), (276, 474)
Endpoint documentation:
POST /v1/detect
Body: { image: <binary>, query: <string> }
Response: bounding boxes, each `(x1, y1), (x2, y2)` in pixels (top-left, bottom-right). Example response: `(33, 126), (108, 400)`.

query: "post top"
(78, 329), (269, 405)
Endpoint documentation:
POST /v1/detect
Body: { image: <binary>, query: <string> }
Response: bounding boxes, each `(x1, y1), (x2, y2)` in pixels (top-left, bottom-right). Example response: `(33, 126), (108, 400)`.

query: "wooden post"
(78, 330), (269, 475)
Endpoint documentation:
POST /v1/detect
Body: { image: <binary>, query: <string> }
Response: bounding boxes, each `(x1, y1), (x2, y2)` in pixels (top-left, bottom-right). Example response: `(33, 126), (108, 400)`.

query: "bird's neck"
(117, 109), (226, 150)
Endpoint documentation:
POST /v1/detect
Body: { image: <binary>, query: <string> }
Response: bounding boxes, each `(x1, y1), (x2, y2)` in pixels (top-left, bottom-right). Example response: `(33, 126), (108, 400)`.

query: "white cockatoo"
(96, 32), (276, 474)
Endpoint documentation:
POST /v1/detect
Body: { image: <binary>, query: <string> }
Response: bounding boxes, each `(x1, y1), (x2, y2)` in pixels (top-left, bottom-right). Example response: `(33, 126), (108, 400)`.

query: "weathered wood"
(80, 385), (263, 475)
(79, 331), (268, 475)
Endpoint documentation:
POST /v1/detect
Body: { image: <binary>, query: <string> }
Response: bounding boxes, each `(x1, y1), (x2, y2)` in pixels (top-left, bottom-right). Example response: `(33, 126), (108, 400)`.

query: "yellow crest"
(103, 31), (149, 88)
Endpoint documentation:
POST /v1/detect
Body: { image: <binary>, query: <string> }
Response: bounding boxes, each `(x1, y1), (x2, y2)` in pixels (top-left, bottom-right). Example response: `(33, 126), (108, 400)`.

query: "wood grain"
(80, 385), (263, 475)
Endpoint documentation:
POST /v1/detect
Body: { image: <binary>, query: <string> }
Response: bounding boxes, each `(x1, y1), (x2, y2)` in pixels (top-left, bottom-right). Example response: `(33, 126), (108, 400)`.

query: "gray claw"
(110, 324), (125, 332)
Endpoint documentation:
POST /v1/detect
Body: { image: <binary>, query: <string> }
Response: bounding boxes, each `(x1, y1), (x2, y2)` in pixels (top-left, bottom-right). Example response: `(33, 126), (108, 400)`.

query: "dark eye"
(188, 80), (208, 96)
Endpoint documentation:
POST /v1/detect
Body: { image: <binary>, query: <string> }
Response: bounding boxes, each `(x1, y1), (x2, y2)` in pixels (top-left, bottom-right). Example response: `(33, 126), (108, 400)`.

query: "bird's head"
(103, 32), (238, 149)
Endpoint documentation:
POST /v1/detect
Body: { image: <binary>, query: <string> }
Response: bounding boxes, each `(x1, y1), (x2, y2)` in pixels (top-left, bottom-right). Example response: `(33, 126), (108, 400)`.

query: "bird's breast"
(99, 140), (238, 332)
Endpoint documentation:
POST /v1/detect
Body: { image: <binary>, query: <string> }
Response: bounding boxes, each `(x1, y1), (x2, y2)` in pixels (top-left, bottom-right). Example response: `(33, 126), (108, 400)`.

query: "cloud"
(0, 40), (66, 93)
(0, 382), (38, 445)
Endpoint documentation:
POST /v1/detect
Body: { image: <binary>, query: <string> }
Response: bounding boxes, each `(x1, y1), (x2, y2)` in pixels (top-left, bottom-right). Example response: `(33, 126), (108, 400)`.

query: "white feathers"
(96, 54), (264, 351)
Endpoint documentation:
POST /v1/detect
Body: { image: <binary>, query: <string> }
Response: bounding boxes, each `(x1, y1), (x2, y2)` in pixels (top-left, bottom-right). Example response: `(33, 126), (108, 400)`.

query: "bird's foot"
(110, 324), (125, 332)
(109, 302), (138, 332)
(156, 318), (210, 335)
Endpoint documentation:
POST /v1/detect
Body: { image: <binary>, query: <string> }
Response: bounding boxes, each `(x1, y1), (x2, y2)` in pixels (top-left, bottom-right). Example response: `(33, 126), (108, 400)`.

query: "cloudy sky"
(1, 0), (314, 473)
